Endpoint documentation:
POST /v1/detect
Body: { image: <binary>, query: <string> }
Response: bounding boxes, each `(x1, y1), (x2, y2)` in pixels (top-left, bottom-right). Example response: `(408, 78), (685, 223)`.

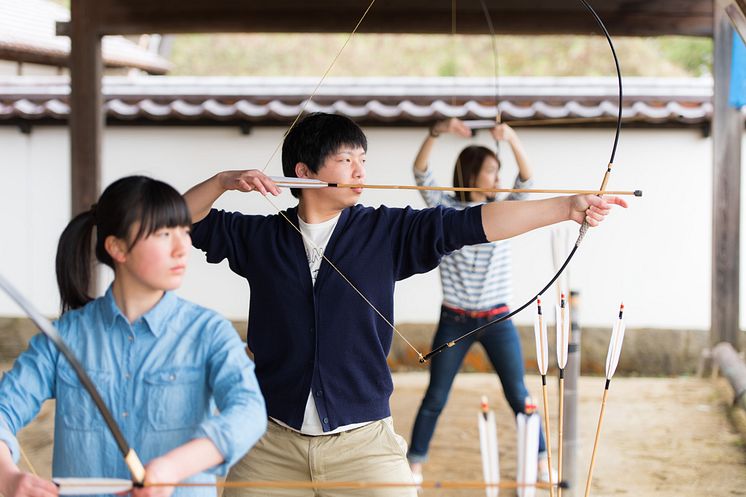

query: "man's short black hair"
(282, 113), (368, 198)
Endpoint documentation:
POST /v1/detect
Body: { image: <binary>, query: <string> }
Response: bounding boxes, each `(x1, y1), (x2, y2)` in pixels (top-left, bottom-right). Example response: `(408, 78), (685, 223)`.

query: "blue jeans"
(408, 305), (546, 463)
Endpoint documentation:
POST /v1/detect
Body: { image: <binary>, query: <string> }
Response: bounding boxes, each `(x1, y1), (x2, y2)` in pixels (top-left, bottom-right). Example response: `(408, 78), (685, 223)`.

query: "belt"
(443, 304), (509, 318)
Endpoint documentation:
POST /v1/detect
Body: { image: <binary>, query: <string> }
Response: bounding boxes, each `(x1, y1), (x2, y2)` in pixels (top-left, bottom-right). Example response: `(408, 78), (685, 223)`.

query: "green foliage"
(655, 36), (713, 76)
(437, 59), (458, 77)
(167, 33), (714, 78)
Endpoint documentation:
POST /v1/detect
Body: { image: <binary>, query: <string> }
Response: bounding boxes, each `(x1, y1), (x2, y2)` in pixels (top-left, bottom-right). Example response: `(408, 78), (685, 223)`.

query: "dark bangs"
(127, 179), (192, 248)
(316, 124), (367, 168)
(92, 176), (191, 265)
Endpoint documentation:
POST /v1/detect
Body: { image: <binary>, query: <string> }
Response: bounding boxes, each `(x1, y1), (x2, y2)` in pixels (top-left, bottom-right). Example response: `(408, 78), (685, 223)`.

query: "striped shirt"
(414, 169), (533, 311)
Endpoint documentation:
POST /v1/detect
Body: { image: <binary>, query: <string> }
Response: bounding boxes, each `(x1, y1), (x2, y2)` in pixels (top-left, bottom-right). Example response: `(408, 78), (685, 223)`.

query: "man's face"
(303, 145), (367, 207)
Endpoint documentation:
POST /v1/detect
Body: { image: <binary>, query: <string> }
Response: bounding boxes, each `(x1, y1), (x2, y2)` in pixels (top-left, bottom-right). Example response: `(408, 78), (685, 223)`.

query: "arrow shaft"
(338, 183), (639, 196)
(132, 479), (561, 490)
(541, 376), (556, 497)
(584, 386), (610, 497)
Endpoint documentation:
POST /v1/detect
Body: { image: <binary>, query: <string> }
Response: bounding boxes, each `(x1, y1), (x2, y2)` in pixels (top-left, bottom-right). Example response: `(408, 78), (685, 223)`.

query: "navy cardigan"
(192, 204), (486, 431)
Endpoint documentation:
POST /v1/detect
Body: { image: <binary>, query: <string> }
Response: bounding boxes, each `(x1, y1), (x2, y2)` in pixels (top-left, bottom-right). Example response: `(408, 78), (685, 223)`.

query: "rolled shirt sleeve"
(0, 333), (57, 463)
(193, 319), (266, 475)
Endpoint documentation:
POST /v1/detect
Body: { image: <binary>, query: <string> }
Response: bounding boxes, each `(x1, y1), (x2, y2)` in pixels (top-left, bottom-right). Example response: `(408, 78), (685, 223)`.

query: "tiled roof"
(0, 0), (171, 74)
(0, 75), (721, 125)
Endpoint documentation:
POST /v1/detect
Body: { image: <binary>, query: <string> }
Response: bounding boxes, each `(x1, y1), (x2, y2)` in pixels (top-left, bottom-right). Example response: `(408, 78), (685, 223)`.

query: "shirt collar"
(101, 285), (177, 337)
(141, 291), (177, 337)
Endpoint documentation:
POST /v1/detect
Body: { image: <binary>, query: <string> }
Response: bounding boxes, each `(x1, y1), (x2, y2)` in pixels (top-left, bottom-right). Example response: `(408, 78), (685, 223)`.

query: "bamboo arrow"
(52, 477), (569, 494)
(534, 298), (556, 497)
(583, 303), (626, 497)
(269, 176), (643, 197)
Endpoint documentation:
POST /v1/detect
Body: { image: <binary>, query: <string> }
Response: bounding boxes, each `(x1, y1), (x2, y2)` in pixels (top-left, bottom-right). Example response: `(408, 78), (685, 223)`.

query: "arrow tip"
(634, 190), (643, 197)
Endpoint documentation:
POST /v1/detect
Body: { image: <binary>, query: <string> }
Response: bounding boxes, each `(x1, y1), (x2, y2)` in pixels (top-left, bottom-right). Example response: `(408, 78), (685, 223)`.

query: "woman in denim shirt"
(0, 176), (267, 497)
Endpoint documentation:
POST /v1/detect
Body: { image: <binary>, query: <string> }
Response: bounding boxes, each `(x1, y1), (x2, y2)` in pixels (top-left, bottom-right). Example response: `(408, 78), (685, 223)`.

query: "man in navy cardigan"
(184, 113), (626, 496)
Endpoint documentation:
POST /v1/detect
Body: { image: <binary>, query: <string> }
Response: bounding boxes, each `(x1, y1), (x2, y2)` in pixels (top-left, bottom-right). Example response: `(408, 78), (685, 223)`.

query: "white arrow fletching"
(516, 412), (540, 497)
(604, 312), (626, 380)
(534, 306), (548, 375)
(54, 478), (133, 495)
(555, 304), (570, 369)
(269, 176), (328, 188)
(478, 409), (500, 497)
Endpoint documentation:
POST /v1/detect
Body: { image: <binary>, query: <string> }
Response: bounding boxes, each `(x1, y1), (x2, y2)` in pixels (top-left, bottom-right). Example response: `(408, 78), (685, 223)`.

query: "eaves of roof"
(0, 0), (171, 74)
(0, 76), (723, 126)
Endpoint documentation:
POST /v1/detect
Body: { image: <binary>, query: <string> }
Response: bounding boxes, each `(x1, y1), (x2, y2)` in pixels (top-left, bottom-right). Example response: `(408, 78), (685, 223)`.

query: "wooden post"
(69, 0), (103, 216)
(561, 290), (581, 497)
(712, 0), (744, 350)
(726, 1), (746, 42)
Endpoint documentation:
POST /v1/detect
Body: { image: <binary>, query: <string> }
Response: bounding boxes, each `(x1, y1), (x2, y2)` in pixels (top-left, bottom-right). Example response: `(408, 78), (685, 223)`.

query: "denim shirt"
(0, 287), (267, 497)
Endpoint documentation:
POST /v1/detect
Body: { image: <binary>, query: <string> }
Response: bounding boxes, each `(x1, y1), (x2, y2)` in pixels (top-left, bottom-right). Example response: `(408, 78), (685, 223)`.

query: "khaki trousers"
(224, 417), (417, 497)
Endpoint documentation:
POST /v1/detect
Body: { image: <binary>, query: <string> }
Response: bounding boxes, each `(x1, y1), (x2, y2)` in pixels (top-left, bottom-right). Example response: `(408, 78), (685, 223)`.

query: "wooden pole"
(562, 291), (581, 497)
(69, 0), (103, 297)
(726, 1), (746, 42)
(69, 0), (103, 217)
(711, 0), (744, 350)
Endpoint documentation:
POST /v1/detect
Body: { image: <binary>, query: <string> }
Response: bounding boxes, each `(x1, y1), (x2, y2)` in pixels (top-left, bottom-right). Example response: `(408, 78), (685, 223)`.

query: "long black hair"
(452, 145), (500, 202)
(55, 176), (192, 313)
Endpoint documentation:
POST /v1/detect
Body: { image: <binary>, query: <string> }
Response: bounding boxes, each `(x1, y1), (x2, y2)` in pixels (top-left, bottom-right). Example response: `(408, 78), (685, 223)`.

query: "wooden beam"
(69, 0), (103, 216)
(89, 0), (713, 36)
(0, 47), (68, 67)
(726, 2), (746, 41)
(711, 0), (744, 349)
(95, 12), (714, 37)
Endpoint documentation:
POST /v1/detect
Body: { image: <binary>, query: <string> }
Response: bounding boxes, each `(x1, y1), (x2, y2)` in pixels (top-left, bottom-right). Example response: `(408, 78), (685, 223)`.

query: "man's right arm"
(184, 170), (281, 223)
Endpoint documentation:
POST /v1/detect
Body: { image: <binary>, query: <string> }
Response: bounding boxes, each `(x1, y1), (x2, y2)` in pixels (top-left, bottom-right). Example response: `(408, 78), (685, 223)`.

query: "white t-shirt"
(273, 213), (371, 435)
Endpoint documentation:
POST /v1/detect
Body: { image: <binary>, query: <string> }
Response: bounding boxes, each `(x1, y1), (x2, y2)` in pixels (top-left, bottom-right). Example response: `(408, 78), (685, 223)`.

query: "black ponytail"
(56, 209), (97, 312)
(55, 176), (191, 313)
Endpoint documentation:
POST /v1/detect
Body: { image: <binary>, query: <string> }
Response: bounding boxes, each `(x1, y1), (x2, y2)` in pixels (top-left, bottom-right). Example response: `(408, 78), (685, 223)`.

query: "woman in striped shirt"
(408, 118), (554, 483)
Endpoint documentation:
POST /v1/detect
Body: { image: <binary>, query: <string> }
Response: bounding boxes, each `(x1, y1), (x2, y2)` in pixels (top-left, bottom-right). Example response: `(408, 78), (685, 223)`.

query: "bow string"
(421, 0), (624, 362)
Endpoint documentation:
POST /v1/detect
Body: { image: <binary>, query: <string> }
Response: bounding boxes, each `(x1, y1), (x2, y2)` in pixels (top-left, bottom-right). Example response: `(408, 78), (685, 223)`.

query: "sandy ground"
(390, 373), (746, 497)
(6, 368), (746, 497)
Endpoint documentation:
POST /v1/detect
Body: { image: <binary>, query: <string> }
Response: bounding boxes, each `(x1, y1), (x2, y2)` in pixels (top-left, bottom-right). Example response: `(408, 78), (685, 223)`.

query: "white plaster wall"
(0, 123), (731, 331)
(0, 127), (70, 316)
